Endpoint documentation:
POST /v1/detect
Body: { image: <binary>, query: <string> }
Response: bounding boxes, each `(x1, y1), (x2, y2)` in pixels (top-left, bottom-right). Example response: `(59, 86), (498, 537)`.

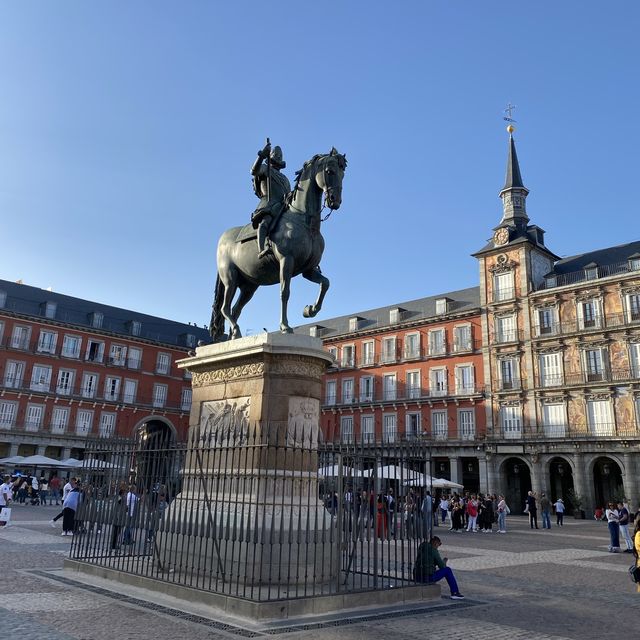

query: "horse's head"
(315, 147), (347, 210)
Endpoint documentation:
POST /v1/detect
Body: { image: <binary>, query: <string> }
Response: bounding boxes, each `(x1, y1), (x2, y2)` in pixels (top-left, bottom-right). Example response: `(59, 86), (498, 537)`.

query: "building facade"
(0, 279), (209, 462)
(299, 289), (488, 492)
(475, 129), (640, 513)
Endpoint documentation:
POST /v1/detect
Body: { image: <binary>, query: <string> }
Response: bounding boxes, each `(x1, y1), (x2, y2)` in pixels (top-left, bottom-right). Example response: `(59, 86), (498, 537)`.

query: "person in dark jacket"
(526, 491), (539, 529)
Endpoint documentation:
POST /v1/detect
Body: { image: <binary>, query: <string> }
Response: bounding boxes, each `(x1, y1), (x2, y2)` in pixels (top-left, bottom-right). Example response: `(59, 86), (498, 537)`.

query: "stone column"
(449, 457), (460, 486)
(572, 451), (592, 514)
(531, 458), (544, 496)
(478, 457), (489, 494)
(161, 333), (336, 587)
(623, 452), (638, 507)
(36, 445), (47, 456)
(9, 443), (19, 457)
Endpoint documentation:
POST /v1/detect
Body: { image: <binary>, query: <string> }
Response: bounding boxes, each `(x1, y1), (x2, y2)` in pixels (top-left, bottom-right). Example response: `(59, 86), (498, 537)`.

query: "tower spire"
(498, 125), (529, 227)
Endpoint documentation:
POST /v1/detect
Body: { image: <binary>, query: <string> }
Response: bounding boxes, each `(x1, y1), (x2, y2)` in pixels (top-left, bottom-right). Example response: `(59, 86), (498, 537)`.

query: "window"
(435, 298), (448, 315)
(404, 333), (420, 359)
(455, 365), (474, 394)
(539, 352), (563, 387)
(130, 320), (142, 336)
(381, 337), (396, 363)
(153, 383), (168, 408)
(309, 325), (319, 338)
(4, 361), (25, 389)
(428, 329), (446, 355)
(37, 330), (58, 354)
(185, 333), (196, 348)
(0, 320), (4, 343)
(493, 272), (514, 302)
(104, 376), (121, 401)
(181, 388), (192, 411)
(406, 371), (421, 399)
(325, 380), (337, 405)
(499, 358), (516, 390)
(432, 411), (447, 440)
(61, 335), (82, 358)
(341, 345), (355, 368)
(382, 414), (397, 443)
(0, 401), (17, 427)
(453, 325), (472, 352)
(10, 325), (31, 350)
(44, 301), (57, 319)
(361, 341), (375, 366)
(25, 404), (44, 431)
(383, 373), (396, 401)
(406, 412), (421, 439)
(51, 407), (69, 434)
(56, 369), (75, 395)
(630, 343), (640, 378)
(578, 299), (601, 330)
(536, 308), (556, 336)
(361, 415), (375, 443)
(327, 346), (338, 363)
(630, 257), (640, 271)
(496, 315), (517, 343)
(542, 403), (565, 438)
(459, 410), (475, 440)
(156, 352), (171, 374)
(90, 312), (103, 328)
(349, 317), (359, 332)
(128, 347), (142, 369)
(123, 379), (137, 404)
(109, 344), (127, 366)
(0, 291), (6, 308)
(85, 339), (105, 363)
(587, 399), (613, 436)
(584, 265), (598, 280)
(389, 308), (401, 324)
(76, 409), (94, 436)
(340, 416), (354, 443)
(627, 293), (640, 323)
(99, 413), (116, 438)
(342, 378), (354, 403)
(430, 368), (447, 397)
(359, 376), (374, 402)
(501, 405), (522, 438)
(584, 348), (605, 382)
(545, 275), (558, 289)
(81, 373), (98, 398)
(30, 365), (52, 392)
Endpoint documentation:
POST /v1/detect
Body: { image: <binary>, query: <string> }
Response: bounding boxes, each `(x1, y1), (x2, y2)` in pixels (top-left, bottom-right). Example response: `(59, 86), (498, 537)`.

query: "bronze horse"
(210, 148), (347, 341)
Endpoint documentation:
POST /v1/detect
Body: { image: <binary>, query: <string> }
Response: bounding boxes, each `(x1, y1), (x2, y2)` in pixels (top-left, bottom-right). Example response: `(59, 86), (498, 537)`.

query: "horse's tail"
(210, 275), (226, 342)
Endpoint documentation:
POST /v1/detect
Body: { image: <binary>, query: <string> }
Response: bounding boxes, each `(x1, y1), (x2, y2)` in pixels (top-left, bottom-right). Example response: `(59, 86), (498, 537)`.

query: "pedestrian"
(540, 493), (551, 529)
(526, 491), (539, 529)
(0, 475), (13, 526)
(496, 494), (509, 533)
(61, 481), (82, 536)
(466, 495), (479, 532)
(554, 498), (565, 526)
(439, 496), (449, 525)
(480, 495), (494, 533)
(451, 499), (464, 532)
(605, 502), (620, 552)
(633, 516), (640, 594)
(49, 475), (61, 505)
(617, 501), (634, 553)
(421, 491), (433, 540)
(376, 493), (389, 539)
(413, 536), (464, 599)
(39, 477), (48, 506)
(110, 482), (128, 551)
(122, 484), (139, 545)
(18, 479), (28, 504)
(51, 478), (76, 528)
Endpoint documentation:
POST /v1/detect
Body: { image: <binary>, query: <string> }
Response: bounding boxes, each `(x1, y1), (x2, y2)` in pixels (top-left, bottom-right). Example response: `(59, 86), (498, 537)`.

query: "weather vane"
(503, 102), (517, 123)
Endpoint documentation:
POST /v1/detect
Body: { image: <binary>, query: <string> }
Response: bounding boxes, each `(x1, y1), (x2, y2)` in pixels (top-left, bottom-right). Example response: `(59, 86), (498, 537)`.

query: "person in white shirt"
(605, 502), (620, 552)
(0, 475), (13, 525)
(51, 478), (76, 528)
(123, 484), (139, 545)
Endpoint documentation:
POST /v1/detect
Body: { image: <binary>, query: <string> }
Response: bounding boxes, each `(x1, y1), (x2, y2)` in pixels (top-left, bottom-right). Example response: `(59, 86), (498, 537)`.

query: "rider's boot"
(257, 223), (271, 258)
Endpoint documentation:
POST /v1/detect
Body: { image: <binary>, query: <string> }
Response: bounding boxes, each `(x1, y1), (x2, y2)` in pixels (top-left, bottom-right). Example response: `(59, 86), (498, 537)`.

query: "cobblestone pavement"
(1, 505), (636, 639)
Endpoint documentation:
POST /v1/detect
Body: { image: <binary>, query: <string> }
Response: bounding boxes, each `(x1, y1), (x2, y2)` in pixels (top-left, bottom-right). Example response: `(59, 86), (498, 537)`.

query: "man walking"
(0, 475), (13, 526)
(618, 501), (634, 553)
(526, 491), (539, 529)
(540, 493), (551, 529)
(413, 536), (464, 599)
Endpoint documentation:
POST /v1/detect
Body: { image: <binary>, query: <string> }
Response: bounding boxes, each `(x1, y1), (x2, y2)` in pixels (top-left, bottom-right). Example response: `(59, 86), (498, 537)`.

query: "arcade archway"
(593, 456), (624, 508)
(502, 457), (531, 514)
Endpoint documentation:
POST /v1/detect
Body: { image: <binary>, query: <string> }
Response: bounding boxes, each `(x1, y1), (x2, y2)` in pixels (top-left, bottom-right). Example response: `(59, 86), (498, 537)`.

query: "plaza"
(1, 503), (635, 640)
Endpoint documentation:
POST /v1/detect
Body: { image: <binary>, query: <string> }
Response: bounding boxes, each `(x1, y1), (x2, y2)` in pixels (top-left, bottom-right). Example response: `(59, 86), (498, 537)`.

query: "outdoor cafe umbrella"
(0, 455), (25, 466)
(432, 477), (464, 489)
(59, 457), (83, 468)
(19, 455), (67, 468)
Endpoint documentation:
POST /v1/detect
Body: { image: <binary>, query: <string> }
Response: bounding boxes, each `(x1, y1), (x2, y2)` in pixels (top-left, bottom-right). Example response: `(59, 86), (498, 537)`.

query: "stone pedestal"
(160, 334), (336, 589)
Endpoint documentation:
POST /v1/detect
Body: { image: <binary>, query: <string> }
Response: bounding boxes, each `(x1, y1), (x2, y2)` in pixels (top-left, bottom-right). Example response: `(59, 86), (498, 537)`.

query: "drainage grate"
(28, 570), (481, 637)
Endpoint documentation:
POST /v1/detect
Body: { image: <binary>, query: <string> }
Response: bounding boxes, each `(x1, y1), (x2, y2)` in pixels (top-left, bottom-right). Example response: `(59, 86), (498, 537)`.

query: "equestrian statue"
(210, 140), (347, 341)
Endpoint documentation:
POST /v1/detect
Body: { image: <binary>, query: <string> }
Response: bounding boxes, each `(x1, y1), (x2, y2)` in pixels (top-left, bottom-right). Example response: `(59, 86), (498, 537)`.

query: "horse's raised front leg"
(302, 266), (330, 318)
(279, 255), (294, 333)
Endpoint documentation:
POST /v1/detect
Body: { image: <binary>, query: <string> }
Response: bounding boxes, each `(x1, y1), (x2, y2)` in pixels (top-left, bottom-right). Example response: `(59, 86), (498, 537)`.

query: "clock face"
(494, 228), (509, 246)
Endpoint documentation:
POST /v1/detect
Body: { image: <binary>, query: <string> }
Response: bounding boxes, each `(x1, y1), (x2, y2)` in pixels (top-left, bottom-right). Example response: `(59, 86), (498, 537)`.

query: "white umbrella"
(0, 455), (25, 465)
(373, 464), (425, 482)
(432, 477), (464, 489)
(20, 455), (66, 467)
(59, 458), (83, 468)
(78, 459), (120, 469)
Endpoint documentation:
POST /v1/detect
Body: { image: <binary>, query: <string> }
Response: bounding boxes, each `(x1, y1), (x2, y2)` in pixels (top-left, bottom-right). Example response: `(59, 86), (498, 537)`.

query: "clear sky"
(1, 2), (639, 335)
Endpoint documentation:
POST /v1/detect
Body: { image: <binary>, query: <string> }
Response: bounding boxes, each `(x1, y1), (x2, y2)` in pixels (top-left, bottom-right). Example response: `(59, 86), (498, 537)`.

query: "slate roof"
(296, 286), (480, 339)
(502, 135), (526, 191)
(550, 240), (640, 275)
(0, 279), (210, 348)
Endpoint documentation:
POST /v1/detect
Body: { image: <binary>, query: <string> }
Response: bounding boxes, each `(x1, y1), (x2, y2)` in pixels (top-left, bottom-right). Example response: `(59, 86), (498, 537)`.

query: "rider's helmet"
(270, 146), (286, 169)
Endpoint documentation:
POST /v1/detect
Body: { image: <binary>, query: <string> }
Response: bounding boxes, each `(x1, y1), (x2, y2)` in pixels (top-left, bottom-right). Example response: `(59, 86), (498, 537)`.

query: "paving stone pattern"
(0, 504), (636, 639)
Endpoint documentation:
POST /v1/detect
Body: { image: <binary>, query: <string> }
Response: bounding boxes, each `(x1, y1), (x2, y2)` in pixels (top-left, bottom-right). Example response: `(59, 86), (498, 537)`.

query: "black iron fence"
(68, 427), (435, 602)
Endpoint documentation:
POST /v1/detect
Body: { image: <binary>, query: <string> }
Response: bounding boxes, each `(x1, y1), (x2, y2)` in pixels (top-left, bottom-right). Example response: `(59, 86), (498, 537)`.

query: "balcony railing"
(488, 422), (640, 441)
(532, 311), (640, 339)
(536, 368), (640, 388)
(491, 329), (523, 344)
(536, 259), (640, 290)
(322, 384), (486, 406)
(492, 287), (516, 303)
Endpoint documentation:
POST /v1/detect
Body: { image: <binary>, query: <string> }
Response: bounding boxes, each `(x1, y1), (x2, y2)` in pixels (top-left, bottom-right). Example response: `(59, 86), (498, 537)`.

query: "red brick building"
(298, 287), (488, 491)
(0, 279), (209, 462)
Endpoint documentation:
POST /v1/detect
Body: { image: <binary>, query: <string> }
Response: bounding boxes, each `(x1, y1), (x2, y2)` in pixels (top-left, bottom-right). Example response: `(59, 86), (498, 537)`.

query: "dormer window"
(0, 291), (6, 308)
(89, 311), (104, 329)
(309, 325), (319, 338)
(389, 308), (403, 324)
(584, 263), (598, 281)
(184, 333), (196, 348)
(545, 275), (557, 289)
(435, 298), (449, 315)
(349, 317), (361, 332)
(629, 255), (640, 271)
(44, 301), (57, 319)
(129, 320), (142, 336)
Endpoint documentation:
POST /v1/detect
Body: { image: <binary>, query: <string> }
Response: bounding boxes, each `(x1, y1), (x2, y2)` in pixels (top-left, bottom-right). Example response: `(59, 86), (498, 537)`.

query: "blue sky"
(1, 2), (639, 335)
